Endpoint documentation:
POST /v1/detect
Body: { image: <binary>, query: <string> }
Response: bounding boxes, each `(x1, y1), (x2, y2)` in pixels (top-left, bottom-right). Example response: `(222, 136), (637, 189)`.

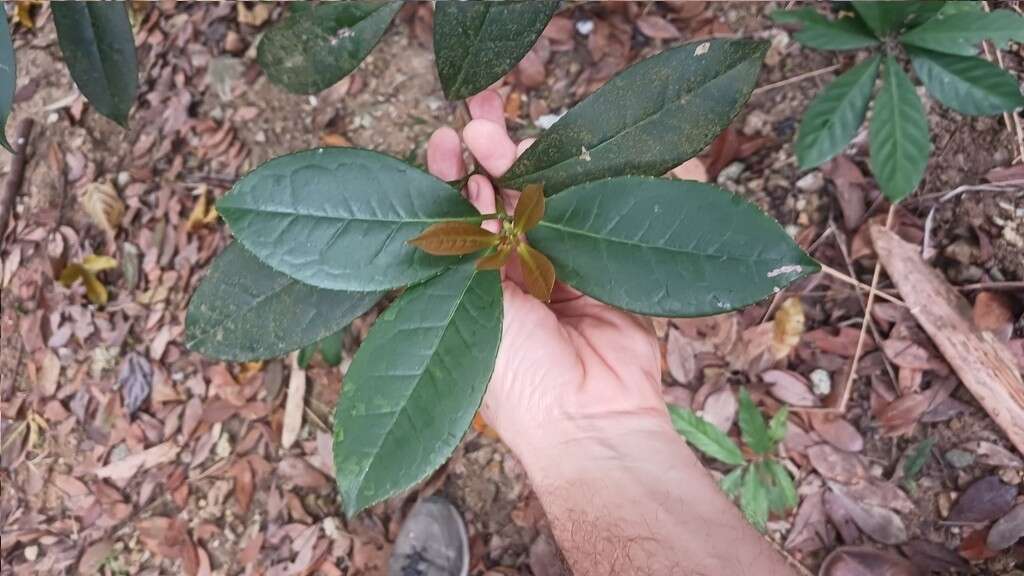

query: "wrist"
(507, 407), (695, 483)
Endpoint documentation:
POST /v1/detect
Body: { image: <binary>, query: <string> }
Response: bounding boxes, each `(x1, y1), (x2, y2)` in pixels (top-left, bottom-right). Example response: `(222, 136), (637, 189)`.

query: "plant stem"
(818, 264), (906, 308)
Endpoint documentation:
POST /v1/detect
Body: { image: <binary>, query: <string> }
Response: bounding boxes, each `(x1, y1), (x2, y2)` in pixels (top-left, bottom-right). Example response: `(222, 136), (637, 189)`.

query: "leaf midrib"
(510, 45), (754, 184)
(221, 205), (480, 225)
(535, 220), (793, 265)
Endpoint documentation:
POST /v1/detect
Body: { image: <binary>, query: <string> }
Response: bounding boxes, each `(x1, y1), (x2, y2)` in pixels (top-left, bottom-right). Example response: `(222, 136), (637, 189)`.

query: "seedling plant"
(669, 388), (797, 532)
(772, 1), (1024, 202)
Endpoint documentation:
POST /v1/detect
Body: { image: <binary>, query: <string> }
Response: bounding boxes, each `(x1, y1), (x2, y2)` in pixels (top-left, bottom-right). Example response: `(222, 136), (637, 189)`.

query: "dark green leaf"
(763, 460), (798, 513)
(528, 177), (819, 317)
(1, 14), (13, 152)
(668, 404), (746, 466)
(909, 48), (1024, 116)
(869, 56), (930, 202)
(767, 406), (790, 448)
(796, 55), (880, 170)
(900, 9), (1024, 56)
(720, 466), (745, 500)
(218, 147), (479, 291)
(51, 1), (137, 126)
(334, 260), (502, 516)
(434, 0), (559, 100)
(902, 437), (935, 483)
(500, 39), (767, 195)
(297, 341), (317, 369)
(741, 465), (769, 532)
(258, 1), (401, 94)
(186, 243), (382, 362)
(853, 1), (945, 36)
(318, 330), (344, 367)
(770, 8), (880, 50)
(738, 388), (772, 455)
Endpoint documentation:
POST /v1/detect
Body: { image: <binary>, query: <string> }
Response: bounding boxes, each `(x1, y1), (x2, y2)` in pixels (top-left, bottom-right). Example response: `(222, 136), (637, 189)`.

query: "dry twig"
(0, 119), (34, 249)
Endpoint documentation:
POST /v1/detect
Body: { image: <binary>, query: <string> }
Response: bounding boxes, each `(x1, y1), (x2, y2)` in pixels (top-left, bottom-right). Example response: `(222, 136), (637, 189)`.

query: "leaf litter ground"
(0, 2), (1021, 574)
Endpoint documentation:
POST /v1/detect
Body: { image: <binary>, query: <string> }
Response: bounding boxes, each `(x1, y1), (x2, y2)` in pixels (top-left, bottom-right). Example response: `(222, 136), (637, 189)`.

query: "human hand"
(425, 90), (670, 465)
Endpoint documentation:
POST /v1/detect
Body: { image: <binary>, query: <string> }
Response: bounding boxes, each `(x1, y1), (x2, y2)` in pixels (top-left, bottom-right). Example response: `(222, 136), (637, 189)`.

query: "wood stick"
(0, 118), (34, 249)
(818, 263), (906, 307)
(871, 225), (1024, 455)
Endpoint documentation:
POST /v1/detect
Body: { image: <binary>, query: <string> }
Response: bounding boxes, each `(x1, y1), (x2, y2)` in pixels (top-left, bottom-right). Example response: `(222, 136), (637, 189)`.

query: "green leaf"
(902, 437), (935, 483)
(257, 1), (401, 94)
(770, 8), (880, 50)
(319, 330), (344, 367)
(738, 388), (773, 455)
(767, 405), (790, 448)
(869, 56), (930, 202)
(217, 147), (480, 291)
(796, 55), (881, 170)
(909, 48), (1024, 116)
(900, 9), (1024, 56)
(668, 404), (746, 466)
(51, 1), (137, 126)
(186, 243), (382, 362)
(434, 0), (559, 100)
(297, 341), (317, 369)
(741, 465), (769, 532)
(528, 177), (819, 317)
(762, 460), (798, 513)
(720, 466), (745, 500)
(1, 14), (14, 152)
(853, 1), (945, 36)
(500, 39), (767, 195)
(334, 260), (502, 516)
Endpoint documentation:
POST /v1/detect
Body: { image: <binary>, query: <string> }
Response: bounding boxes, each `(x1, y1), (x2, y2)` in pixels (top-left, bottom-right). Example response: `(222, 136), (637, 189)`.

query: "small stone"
(214, 431), (232, 459)
(999, 467), (1022, 486)
(716, 161), (745, 185)
(224, 30), (245, 55)
(796, 171), (825, 194)
(743, 110), (769, 135)
(945, 449), (976, 469)
(575, 19), (594, 35)
(810, 369), (832, 397)
(943, 239), (979, 264)
(116, 171), (131, 188)
(24, 546), (38, 562)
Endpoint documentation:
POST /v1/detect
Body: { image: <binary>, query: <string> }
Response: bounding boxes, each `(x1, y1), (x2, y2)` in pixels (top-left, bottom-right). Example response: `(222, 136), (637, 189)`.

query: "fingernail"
(467, 179), (479, 203)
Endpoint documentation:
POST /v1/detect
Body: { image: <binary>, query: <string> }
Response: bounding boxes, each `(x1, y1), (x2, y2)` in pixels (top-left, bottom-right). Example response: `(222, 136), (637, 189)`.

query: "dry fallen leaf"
(809, 413), (864, 453)
(80, 181), (125, 238)
(772, 297), (805, 359)
(901, 539), (968, 574)
(828, 488), (908, 545)
(948, 475), (1018, 523)
(700, 384), (737, 433)
(960, 440), (1023, 469)
(95, 441), (180, 481)
(785, 490), (832, 553)
(807, 443), (866, 484)
(36, 349), (61, 397)
(118, 352), (153, 416)
(236, 2), (271, 26)
(636, 15), (681, 39)
(59, 254), (118, 305)
(666, 329), (705, 384)
(762, 369), (820, 407)
(986, 503), (1024, 551)
(819, 546), (917, 576)
(186, 187), (220, 232)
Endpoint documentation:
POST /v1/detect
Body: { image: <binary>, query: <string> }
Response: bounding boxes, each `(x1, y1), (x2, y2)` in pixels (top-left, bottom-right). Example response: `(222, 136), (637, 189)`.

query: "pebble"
(716, 161), (745, 185)
(810, 369), (832, 397)
(796, 171), (825, 194)
(743, 110), (769, 135)
(575, 19), (594, 35)
(945, 448), (975, 469)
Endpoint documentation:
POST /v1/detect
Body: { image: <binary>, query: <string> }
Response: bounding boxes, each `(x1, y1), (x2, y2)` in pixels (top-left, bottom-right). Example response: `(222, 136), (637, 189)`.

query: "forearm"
(514, 411), (797, 576)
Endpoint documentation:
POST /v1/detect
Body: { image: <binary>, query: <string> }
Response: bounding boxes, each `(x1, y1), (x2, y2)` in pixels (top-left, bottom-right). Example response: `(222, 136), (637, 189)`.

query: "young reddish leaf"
(408, 222), (499, 256)
(475, 247), (512, 271)
(513, 183), (545, 233)
(516, 243), (555, 302)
